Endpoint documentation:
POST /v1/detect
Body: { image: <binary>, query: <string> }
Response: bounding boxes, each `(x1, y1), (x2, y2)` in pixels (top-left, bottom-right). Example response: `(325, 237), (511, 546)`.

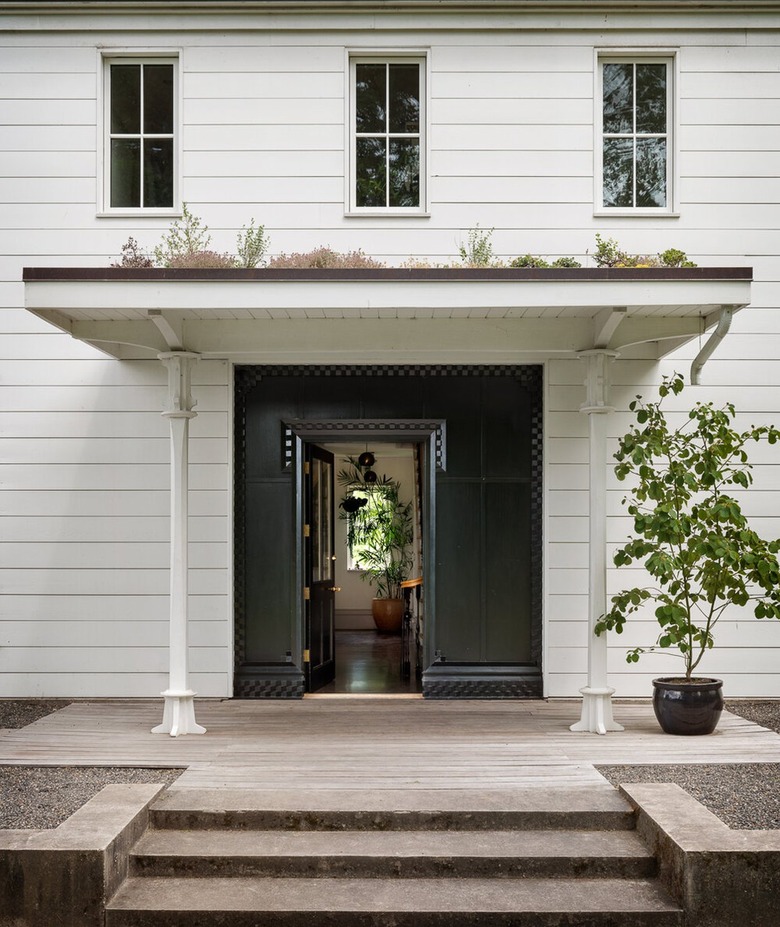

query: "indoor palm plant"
(338, 456), (414, 632)
(595, 373), (780, 734)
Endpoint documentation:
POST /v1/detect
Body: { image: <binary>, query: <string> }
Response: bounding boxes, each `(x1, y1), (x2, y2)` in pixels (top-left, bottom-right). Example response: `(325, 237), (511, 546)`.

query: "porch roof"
(22, 266), (752, 362)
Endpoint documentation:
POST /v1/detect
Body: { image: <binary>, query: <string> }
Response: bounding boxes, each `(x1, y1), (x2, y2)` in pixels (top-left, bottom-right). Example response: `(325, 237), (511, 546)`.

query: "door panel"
(305, 444), (336, 691)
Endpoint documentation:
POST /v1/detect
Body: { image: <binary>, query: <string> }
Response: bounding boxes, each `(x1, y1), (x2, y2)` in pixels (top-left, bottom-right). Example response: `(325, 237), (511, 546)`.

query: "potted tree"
(595, 374), (780, 734)
(338, 457), (414, 633)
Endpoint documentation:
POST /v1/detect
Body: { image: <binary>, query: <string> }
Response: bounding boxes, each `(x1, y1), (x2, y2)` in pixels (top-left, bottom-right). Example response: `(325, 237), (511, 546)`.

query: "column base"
(569, 686), (624, 735)
(151, 689), (207, 737)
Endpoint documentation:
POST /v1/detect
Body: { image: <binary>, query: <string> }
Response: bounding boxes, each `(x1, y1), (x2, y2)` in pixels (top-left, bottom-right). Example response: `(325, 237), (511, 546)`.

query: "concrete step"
(106, 875), (683, 927)
(131, 827), (657, 879)
(150, 787), (637, 831)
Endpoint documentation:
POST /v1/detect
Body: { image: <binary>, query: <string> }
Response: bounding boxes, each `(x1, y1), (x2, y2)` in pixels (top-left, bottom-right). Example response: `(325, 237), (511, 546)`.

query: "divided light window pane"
(601, 60), (668, 209)
(354, 61), (421, 209)
(109, 61), (174, 208)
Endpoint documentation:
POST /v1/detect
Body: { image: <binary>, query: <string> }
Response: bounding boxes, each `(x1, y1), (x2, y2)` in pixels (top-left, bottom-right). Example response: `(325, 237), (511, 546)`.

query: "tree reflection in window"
(355, 62), (421, 208)
(602, 61), (668, 208)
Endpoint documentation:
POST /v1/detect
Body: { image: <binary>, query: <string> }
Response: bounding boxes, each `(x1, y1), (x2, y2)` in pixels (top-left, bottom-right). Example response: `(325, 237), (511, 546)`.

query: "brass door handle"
(328, 586), (341, 592)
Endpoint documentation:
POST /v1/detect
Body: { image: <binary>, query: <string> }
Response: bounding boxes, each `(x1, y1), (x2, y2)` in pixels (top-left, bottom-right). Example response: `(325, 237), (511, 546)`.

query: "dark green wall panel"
(485, 483), (532, 662)
(244, 480), (293, 661)
(435, 481), (482, 661)
(235, 366), (542, 690)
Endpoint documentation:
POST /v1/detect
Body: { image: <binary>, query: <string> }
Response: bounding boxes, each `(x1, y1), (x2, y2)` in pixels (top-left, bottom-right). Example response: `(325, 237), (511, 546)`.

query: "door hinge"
(303, 586), (310, 600)
(303, 649), (311, 664)
(303, 523), (310, 538)
(304, 461), (311, 475)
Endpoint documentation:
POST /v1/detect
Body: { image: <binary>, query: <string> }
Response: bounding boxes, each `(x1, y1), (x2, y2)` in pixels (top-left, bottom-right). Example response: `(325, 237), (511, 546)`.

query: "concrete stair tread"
(152, 787), (636, 831)
(108, 874), (682, 916)
(156, 787), (629, 815)
(135, 827), (653, 859)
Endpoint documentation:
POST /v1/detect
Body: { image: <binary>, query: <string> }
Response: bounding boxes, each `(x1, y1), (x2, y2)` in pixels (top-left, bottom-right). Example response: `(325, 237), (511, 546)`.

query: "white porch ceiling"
(22, 267), (752, 363)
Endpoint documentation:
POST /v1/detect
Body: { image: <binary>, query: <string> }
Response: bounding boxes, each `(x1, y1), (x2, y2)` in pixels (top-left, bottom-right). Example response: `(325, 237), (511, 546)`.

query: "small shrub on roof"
(112, 237), (154, 268)
(167, 250), (237, 269)
(268, 247), (386, 269)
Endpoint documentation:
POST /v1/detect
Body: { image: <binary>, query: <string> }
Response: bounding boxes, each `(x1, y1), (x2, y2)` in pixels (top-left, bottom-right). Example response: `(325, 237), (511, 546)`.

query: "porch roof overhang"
(22, 266), (752, 364)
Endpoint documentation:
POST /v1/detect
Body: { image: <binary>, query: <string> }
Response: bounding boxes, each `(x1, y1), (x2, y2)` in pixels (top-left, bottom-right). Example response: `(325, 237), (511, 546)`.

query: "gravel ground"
(0, 765), (182, 829)
(597, 699), (780, 830)
(0, 700), (181, 829)
(0, 698), (779, 830)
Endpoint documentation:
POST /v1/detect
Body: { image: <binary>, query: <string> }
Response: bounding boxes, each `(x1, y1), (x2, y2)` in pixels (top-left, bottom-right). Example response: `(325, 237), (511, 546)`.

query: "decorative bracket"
(159, 352), (199, 419)
(578, 349), (619, 415)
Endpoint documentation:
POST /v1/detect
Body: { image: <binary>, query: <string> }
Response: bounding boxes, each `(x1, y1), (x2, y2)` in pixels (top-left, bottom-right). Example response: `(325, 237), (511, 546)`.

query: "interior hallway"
(314, 630), (421, 695)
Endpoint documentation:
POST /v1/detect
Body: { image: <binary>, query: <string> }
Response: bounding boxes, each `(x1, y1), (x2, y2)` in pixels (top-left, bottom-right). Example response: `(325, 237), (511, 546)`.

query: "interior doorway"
(308, 440), (424, 695)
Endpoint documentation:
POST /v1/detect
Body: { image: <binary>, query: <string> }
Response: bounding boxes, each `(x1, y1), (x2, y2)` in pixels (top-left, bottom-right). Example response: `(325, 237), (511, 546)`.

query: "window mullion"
(385, 63), (390, 208)
(632, 63), (637, 208)
(139, 65), (145, 208)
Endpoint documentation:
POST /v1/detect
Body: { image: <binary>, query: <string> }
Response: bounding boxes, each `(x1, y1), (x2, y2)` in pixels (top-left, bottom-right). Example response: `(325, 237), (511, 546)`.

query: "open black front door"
(304, 444), (336, 691)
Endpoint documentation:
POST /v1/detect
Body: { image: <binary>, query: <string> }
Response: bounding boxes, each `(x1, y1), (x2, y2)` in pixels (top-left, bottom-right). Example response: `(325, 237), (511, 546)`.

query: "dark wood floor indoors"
(315, 630), (421, 695)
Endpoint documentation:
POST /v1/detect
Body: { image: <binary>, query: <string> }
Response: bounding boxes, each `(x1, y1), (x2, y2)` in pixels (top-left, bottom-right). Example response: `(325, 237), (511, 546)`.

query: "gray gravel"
(1, 698), (780, 831)
(0, 698), (72, 729)
(597, 699), (780, 830)
(0, 700), (181, 829)
(0, 765), (182, 829)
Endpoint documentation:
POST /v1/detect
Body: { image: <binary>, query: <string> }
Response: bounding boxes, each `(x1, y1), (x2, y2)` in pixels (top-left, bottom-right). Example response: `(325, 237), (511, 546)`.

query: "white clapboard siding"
(184, 122), (346, 151)
(1, 595), (226, 623)
(0, 568), (227, 598)
(0, 620), (226, 649)
(0, 516), (225, 544)
(0, 384), (227, 411)
(0, 358), (227, 385)
(0, 646), (227, 675)
(0, 411), (227, 438)
(184, 149), (344, 177)
(433, 176), (591, 204)
(546, 595), (588, 622)
(185, 71), (344, 99)
(187, 44), (343, 72)
(431, 71), (592, 99)
(0, 464), (226, 491)
(2, 13), (780, 697)
(0, 542), (225, 570)
(1, 438), (228, 465)
(0, 489), (227, 518)
(0, 673), (228, 698)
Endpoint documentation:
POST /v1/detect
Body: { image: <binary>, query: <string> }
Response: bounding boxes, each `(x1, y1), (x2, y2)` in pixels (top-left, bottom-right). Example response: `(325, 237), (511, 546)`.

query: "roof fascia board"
(23, 272), (752, 315)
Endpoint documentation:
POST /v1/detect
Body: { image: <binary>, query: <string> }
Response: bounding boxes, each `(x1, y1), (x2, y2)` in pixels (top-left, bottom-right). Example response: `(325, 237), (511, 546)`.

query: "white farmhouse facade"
(2, 1), (780, 720)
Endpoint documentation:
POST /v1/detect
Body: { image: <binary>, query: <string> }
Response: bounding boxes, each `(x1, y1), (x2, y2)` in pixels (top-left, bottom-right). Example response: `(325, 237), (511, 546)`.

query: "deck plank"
(1, 700), (779, 790)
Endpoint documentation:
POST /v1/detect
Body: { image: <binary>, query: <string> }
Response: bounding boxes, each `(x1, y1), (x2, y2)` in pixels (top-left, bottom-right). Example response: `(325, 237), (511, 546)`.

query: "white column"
(570, 350), (624, 735)
(152, 352), (206, 737)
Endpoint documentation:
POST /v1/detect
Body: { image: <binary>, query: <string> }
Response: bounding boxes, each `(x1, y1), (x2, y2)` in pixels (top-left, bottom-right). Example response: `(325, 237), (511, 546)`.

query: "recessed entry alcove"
(233, 365), (543, 699)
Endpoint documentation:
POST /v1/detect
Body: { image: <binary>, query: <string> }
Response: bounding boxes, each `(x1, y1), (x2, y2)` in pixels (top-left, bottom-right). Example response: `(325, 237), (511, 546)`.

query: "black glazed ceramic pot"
(652, 677), (724, 735)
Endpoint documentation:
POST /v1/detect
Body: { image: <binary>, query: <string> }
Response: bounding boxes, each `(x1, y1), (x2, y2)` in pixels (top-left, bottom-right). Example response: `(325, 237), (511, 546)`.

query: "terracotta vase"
(372, 598), (404, 634)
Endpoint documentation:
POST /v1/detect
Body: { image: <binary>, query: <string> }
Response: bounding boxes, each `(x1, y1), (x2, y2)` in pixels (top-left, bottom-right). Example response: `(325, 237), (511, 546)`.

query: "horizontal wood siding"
(1, 10), (780, 695)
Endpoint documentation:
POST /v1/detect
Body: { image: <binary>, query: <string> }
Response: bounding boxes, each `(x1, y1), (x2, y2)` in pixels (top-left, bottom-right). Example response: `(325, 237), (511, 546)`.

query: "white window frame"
(98, 50), (181, 217)
(346, 50), (430, 217)
(594, 50), (678, 217)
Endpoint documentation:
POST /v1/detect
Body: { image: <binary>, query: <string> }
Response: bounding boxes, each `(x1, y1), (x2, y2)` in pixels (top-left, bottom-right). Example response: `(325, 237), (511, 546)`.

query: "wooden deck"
(1, 699), (779, 791)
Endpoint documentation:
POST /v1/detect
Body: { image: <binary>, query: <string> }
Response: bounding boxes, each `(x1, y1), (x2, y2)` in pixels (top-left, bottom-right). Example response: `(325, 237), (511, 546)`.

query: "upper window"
(349, 57), (425, 212)
(104, 58), (176, 211)
(598, 57), (673, 212)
